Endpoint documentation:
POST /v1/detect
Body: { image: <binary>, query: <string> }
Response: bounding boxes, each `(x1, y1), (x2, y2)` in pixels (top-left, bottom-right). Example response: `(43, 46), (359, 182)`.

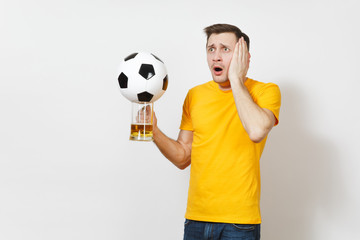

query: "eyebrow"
(207, 43), (231, 49)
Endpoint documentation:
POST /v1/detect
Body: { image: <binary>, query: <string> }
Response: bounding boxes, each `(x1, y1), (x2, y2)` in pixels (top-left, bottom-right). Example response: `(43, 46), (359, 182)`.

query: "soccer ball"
(117, 52), (168, 103)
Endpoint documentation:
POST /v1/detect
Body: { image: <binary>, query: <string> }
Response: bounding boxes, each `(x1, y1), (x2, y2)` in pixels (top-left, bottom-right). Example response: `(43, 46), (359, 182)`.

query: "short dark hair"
(204, 23), (250, 50)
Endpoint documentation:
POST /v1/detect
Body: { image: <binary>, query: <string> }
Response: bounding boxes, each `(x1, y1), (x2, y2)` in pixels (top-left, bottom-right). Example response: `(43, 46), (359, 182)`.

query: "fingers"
(232, 41), (239, 63)
(239, 37), (249, 65)
(153, 111), (157, 127)
(236, 37), (245, 62)
(241, 38), (246, 63)
(136, 105), (152, 123)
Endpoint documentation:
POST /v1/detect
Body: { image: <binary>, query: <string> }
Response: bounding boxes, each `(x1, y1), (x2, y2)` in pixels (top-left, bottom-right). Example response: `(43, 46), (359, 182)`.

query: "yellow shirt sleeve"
(180, 91), (193, 131)
(256, 83), (281, 126)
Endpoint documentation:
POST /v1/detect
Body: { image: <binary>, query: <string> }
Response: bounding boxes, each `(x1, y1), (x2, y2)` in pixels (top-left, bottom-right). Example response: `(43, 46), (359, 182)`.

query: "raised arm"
(228, 37), (276, 143)
(152, 113), (193, 170)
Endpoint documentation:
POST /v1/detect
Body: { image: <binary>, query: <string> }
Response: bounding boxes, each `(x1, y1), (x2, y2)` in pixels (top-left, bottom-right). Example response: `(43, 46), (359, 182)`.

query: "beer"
(130, 124), (153, 141)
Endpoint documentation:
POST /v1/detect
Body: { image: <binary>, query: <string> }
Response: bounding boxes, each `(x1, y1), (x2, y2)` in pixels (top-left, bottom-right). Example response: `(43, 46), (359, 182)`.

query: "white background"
(1, 0), (360, 239)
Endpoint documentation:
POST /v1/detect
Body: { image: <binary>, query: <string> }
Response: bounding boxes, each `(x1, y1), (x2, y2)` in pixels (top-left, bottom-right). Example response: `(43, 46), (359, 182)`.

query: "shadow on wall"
(260, 82), (345, 240)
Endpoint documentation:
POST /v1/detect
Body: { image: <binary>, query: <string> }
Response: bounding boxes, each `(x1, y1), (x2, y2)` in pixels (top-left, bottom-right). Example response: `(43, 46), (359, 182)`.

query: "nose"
(213, 50), (222, 62)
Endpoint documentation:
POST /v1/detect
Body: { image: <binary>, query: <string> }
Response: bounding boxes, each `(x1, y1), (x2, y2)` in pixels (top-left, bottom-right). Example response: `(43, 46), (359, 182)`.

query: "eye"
(224, 47), (230, 52)
(208, 47), (215, 52)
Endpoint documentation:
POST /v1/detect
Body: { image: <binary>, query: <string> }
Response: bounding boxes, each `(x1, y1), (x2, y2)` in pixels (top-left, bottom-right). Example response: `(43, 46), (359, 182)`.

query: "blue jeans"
(183, 219), (260, 240)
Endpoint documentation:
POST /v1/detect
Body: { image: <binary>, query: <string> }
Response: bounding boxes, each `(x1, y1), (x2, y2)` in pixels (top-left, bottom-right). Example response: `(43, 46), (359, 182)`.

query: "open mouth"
(213, 66), (223, 75)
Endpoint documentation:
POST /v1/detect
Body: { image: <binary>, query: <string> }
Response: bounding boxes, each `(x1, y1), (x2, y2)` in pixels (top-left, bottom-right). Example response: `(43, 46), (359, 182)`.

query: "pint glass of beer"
(130, 102), (154, 141)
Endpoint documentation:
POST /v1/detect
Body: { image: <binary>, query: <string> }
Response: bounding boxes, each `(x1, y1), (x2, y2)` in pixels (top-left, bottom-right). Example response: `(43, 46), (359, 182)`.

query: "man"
(153, 24), (281, 240)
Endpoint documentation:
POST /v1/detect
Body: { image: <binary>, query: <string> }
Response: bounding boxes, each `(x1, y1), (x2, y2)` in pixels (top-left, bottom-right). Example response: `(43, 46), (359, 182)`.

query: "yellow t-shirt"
(180, 78), (281, 224)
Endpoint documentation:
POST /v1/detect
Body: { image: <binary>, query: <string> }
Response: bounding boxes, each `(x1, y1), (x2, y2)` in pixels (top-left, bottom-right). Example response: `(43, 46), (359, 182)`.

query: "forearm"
(231, 79), (274, 143)
(153, 127), (191, 169)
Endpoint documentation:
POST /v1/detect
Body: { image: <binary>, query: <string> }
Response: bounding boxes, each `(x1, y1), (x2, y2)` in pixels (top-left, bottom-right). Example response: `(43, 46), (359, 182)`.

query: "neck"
(217, 78), (249, 91)
(218, 80), (232, 91)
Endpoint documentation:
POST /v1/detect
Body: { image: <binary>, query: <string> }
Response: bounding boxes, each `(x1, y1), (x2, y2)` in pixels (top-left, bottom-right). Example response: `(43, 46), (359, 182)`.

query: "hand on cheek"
(228, 37), (249, 85)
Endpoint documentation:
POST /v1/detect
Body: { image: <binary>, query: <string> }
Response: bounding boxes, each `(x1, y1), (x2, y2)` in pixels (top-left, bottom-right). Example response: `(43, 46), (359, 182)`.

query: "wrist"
(229, 76), (246, 88)
(152, 125), (160, 137)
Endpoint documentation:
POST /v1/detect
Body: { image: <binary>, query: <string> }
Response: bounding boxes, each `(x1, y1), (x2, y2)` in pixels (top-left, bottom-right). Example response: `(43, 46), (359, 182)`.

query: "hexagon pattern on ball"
(118, 72), (128, 88)
(139, 64), (155, 80)
(117, 52), (168, 103)
(162, 75), (168, 91)
(124, 53), (138, 61)
(137, 91), (154, 102)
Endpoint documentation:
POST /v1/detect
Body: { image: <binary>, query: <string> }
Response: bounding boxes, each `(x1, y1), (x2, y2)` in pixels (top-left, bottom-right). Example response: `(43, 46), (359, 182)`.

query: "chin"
(212, 76), (228, 84)
(213, 78), (231, 89)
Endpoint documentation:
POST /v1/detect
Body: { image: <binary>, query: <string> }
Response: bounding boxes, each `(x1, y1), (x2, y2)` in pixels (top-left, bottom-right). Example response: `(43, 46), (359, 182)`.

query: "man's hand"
(136, 105), (153, 123)
(228, 37), (250, 85)
(152, 111), (159, 136)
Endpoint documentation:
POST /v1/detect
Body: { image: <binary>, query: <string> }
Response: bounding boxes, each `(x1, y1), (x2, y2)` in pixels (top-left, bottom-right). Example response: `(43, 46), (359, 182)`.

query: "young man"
(153, 24), (281, 240)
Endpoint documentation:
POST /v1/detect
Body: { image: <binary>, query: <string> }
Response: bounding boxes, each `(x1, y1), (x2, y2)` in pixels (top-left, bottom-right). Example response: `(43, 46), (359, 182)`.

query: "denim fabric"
(183, 219), (260, 240)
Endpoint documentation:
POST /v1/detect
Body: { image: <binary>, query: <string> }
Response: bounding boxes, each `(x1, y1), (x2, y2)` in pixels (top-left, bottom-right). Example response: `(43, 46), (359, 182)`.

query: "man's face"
(206, 32), (238, 86)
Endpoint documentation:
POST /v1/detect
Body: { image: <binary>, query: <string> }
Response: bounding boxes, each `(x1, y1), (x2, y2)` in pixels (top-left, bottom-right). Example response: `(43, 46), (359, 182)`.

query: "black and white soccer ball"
(117, 52), (168, 103)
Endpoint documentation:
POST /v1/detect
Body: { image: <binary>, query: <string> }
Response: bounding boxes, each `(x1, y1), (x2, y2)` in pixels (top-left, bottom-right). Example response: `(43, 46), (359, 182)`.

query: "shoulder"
(246, 78), (280, 95)
(186, 81), (215, 97)
(189, 81), (214, 92)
